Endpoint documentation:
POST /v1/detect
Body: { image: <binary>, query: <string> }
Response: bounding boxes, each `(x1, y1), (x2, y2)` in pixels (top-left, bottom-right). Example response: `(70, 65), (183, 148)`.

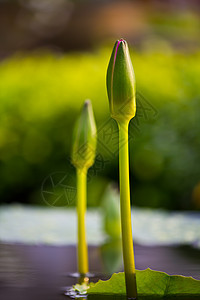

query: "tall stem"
(118, 121), (137, 299)
(76, 168), (88, 275)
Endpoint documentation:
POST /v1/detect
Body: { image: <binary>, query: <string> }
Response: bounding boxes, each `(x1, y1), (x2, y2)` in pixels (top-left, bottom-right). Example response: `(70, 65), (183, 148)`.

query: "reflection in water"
(88, 296), (200, 300)
(64, 273), (89, 299)
(65, 292), (200, 300)
(64, 286), (87, 299)
(88, 295), (126, 300)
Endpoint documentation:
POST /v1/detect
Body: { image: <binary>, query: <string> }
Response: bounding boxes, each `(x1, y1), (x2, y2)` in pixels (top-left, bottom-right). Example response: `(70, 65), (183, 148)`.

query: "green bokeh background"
(0, 48), (200, 210)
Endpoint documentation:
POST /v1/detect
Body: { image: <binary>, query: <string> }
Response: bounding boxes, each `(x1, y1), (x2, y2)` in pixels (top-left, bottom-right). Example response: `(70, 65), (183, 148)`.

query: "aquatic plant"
(106, 39), (137, 298)
(71, 100), (97, 277)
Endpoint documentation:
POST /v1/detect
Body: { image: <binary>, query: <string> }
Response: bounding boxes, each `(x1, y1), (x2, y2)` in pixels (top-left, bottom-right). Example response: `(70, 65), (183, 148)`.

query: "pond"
(0, 242), (199, 299)
(0, 205), (200, 299)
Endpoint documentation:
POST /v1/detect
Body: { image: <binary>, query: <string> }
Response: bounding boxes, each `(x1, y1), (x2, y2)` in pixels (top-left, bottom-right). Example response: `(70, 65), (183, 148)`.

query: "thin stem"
(76, 168), (88, 275)
(118, 120), (137, 299)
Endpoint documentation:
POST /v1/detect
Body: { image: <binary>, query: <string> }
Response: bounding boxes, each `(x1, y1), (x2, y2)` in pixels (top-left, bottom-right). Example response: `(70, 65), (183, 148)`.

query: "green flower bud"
(106, 39), (136, 123)
(71, 100), (97, 170)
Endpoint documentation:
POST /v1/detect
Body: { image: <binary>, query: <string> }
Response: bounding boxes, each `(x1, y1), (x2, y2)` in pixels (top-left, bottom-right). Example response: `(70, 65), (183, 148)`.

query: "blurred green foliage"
(0, 46), (200, 209)
(101, 185), (121, 239)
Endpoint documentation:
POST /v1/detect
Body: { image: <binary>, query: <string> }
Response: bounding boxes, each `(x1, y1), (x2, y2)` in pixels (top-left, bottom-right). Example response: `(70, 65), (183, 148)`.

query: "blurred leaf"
(101, 185), (121, 238)
(100, 239), (122, 274)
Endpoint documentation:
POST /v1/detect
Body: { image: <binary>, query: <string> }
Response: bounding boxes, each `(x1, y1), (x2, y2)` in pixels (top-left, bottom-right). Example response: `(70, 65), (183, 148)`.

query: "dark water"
(0, 242), (199, 300)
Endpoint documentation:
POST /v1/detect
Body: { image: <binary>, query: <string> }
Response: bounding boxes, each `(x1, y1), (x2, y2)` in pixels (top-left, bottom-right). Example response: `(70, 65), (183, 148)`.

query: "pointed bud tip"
(106, 38), (136, 122)
(84, 99), (91, 107)
(115, 39), (126, 57)
(83, 99), (91, 111)
(71, 99), (97, 169)
(117, 38), (127, 46)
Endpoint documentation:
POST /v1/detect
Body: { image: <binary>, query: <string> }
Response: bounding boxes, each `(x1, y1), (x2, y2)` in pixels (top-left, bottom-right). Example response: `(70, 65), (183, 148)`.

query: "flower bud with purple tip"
(106, 39), (136, 123)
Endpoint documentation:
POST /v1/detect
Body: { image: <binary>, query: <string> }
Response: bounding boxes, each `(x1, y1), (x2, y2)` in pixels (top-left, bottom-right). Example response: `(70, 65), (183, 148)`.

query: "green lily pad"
(88, 269), (200, 299)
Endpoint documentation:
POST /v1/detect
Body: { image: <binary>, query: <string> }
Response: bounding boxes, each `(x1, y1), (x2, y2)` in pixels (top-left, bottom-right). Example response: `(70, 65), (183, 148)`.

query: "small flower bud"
(106, 39), (136, 123)
(71, 100), (97, 169)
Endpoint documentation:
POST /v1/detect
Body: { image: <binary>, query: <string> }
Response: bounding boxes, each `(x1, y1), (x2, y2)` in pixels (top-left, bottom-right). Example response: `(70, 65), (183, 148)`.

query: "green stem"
(118, 120), (137, 299)
(76, 167), (88, 275)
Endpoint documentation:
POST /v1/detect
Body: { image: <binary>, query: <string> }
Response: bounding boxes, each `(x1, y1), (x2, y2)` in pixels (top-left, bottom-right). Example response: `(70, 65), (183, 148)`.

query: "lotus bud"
(106, 39), (137, 298)
(71, 100), (97, 170)
(106, 39), (136, 123)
